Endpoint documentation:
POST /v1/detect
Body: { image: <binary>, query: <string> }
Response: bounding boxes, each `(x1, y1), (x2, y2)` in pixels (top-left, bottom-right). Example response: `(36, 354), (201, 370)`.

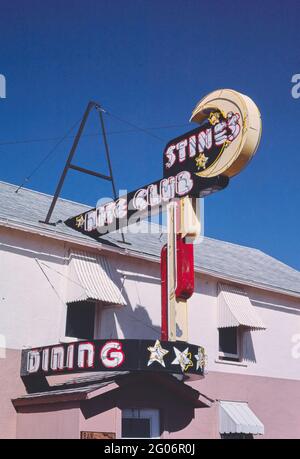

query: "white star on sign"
(147, 340), (169, 367)
(171, 347), (193, 372)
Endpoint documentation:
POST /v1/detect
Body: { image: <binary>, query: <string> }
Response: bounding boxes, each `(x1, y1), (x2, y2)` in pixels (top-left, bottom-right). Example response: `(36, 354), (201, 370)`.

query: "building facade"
(0, 181), (300, 439)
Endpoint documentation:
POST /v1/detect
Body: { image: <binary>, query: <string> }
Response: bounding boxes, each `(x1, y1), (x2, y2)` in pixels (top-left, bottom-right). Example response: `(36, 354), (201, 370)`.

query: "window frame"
(218, 326), (242, 361)
(93, 302), (103, 339)
(121, 408), (160, 439)
(64, 300), (96, 340)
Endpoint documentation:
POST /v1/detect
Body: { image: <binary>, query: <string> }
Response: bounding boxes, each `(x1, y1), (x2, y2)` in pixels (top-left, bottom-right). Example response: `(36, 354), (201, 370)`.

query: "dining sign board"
(21, 339), (206, 378)
(64, 89), (262, 238)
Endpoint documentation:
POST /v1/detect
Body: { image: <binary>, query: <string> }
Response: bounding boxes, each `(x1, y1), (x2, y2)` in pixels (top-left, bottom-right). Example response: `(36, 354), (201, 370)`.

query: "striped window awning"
(218, 283), (265, 330)
(66, 250), (126, 306)
(219, 401), (264, 435)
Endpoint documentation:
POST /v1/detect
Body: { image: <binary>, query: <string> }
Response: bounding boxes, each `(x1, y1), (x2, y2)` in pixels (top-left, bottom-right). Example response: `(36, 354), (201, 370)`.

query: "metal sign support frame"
(41, 101), (120, 229)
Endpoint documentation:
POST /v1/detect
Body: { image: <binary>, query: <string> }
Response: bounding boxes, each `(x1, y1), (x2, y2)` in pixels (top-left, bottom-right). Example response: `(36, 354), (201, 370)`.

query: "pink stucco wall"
(1, 225), (300, 439)
(2, 226), (300, 382)
(13, 370), (300, 439)
(0, 349), (24, 439)
(16, 402), (80, 439)
(15, 376), (198, 439)
(192, 371), (300, 439)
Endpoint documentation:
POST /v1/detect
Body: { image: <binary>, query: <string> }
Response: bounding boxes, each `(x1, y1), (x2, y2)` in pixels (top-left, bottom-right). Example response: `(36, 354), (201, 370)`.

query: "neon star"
(171, 347), (193, 372)
(75, 215), (85, 228)
(208, 111), (221, 126)
(194, 347), (206, 371)
(195, 153), (209, 170)
(147, 340), (169, 367)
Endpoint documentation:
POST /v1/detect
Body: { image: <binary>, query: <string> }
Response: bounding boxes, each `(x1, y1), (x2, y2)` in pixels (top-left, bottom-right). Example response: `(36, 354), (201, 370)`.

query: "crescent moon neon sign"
(164, 88), (262, 179)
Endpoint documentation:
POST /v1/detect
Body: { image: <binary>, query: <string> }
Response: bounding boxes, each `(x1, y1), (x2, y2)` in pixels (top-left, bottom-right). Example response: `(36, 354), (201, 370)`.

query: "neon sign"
(65, 89), (261, 238)
(21, 339), (206, 378)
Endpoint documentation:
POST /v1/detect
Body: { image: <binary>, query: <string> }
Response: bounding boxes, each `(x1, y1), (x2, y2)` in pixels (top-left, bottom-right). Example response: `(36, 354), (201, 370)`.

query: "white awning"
(66, 250), (126, 306)
(219, 401), (264, 435)
(218, 283), (265, 330)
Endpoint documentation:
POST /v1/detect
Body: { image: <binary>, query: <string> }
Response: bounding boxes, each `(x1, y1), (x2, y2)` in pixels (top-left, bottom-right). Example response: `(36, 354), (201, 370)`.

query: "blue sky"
(0, 0), (300, 269)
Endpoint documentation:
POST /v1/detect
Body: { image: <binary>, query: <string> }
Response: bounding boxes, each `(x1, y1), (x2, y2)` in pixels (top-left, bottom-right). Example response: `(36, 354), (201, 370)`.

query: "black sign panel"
(21, 339), (206, 378)
(163, 124), (216, 178)
(163, 110), (242, 179)
(64, 173), (228, 238)
(63, 119), (231, 238)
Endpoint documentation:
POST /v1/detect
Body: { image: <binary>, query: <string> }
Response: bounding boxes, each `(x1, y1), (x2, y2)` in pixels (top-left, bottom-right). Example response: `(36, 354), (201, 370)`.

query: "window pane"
(65, 301), (95, 339)
(122, 419), (151, 438)
(219, 328), (237, 355)
(121, 409), (160, 438)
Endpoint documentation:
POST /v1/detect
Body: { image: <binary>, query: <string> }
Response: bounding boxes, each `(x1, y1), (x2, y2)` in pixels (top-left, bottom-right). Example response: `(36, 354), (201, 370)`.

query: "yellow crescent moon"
(190, 89), (262, 178)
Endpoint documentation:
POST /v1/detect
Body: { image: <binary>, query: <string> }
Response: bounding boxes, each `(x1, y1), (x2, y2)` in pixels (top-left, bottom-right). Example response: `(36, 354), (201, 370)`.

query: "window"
(218, 327), (241, 361)
(121, 409), (160, 439)
(65, 301), (95, 340)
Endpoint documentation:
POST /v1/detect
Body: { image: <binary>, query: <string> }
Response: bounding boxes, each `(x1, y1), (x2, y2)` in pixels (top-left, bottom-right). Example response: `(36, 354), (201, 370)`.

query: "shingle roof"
(1, 180), (300, 297)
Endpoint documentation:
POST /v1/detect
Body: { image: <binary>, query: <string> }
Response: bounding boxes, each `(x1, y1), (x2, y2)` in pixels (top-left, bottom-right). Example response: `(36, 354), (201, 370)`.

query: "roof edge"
(0, 180), (92, 209)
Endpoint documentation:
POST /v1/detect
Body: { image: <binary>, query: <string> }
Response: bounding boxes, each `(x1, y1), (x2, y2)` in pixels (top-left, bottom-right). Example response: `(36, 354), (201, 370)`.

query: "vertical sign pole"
(163, 198), (200, 343)
(160, 244), (168, 341)
(167, 202), (177, 342)
(166, 199), (190, 342)
(174, 198), (189, 343)
(175, 294), (189, 342)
